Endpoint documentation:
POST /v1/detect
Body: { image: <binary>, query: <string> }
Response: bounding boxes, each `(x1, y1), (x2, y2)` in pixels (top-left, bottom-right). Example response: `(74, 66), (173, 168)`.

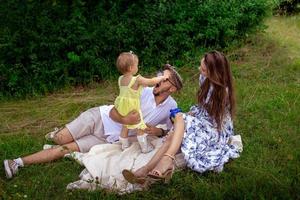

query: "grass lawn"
(1, 15), (299, 199)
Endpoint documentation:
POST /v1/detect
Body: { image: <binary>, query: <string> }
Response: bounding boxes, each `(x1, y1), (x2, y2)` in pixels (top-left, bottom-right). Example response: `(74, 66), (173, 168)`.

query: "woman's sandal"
(147, 153), (176, 183)
(122, 169), (146, 184)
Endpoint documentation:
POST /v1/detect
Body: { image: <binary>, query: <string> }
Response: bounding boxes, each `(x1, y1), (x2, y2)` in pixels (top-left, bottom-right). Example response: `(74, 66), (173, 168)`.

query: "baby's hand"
(163, 74), (170, 80)
(158, 75), (167, 82)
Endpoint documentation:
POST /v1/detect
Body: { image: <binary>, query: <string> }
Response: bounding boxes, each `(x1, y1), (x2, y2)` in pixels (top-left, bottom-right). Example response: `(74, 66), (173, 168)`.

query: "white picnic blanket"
(66, 135), (242, 194)
(66, 137), (164, 194)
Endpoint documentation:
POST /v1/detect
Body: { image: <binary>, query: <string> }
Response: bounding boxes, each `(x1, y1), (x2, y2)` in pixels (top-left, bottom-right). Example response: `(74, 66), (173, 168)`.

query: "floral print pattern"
(181, 74), (240, 173)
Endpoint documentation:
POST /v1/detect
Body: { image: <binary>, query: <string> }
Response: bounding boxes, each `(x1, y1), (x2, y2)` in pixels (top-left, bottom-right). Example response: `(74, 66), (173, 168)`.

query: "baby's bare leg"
(120, 126), (129, 138)
(120, 126), (130, 150)
(137, 129), (153, 153)
(137, 129), (144, 136)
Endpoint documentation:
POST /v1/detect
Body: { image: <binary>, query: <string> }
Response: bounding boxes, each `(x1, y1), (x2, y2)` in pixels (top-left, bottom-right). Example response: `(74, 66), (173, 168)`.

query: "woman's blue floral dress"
(180, 75), (241, 173)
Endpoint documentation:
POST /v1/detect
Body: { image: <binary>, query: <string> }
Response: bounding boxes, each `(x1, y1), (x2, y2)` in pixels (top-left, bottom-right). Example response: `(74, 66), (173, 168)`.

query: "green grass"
(1, 15), (300, 199)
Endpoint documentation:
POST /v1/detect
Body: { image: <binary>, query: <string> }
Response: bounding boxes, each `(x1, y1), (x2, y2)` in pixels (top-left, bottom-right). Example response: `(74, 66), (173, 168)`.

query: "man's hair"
(163, 64), (183, 91)
(116, 52), (138, 73)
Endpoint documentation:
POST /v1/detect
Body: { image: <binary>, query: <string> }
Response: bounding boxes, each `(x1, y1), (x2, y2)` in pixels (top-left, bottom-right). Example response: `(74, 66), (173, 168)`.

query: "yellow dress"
(114, 75), (147, 130)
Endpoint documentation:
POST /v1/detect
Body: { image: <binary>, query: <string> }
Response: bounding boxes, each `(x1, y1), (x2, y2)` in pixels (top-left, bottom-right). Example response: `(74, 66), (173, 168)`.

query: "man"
(4, 64), (183, 179)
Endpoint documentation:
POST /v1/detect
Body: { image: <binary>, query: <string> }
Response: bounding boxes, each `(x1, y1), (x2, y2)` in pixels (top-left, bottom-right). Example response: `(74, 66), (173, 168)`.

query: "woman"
(122, 50), (241, 184)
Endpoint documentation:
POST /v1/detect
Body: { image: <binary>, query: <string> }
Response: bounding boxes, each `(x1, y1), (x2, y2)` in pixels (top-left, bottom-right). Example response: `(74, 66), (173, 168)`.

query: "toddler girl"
(112, 51), (169, 153)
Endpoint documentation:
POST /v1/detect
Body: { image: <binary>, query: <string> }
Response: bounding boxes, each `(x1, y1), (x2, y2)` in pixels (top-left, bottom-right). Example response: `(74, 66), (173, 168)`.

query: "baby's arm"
(137, 74), (169, 87)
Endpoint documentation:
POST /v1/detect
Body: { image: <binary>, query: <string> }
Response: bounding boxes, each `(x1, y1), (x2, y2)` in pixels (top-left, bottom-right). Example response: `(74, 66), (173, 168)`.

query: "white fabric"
(100, 87), (177, 142)
(229, 135), (243, 152)
(67, 137), (164, 194)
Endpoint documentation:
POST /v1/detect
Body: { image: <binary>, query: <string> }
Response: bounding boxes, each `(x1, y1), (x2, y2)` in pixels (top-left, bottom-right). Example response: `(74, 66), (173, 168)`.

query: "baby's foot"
(119, 136), (130, 150)
(137, 134), (153, 153)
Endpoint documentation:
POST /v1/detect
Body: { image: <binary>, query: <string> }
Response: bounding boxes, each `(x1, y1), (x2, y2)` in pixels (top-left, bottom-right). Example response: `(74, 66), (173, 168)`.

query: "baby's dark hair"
(116, 52), (138, 73)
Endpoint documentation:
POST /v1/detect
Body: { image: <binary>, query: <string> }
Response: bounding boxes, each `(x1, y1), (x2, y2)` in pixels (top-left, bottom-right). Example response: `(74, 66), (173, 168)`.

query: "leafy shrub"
(0, 0), (270, 97)
(275, 0), (300, 15)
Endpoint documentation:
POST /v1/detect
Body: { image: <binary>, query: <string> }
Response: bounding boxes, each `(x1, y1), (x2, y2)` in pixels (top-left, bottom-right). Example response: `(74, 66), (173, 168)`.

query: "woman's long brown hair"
(197, 51), (236, 131)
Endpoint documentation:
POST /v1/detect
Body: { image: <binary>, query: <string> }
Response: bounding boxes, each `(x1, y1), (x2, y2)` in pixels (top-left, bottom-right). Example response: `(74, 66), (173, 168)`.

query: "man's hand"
(123, 110), (141, 125)
(109, 107), (141, 125)
(144, 124), (163, 136)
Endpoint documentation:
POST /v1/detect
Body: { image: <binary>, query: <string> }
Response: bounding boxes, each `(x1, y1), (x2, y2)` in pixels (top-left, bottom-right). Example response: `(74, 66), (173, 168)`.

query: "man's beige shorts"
(66, 107), (107, 152)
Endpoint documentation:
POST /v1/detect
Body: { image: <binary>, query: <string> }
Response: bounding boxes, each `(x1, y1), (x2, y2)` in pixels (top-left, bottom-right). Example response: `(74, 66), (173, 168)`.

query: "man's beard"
(153, 85), (170, 96)
(153, 91), (159, 96)
(153, 88), (160, 96)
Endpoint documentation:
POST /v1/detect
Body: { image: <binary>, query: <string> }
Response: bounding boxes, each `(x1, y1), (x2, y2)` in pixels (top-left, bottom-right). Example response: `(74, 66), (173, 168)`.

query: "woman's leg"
(149, 113), (185, 174)
(134, 113), (185, 177)
(134, 134), (173, 178)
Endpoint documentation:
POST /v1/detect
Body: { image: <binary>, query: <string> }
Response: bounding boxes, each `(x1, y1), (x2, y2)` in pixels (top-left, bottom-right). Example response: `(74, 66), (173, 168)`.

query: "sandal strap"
(164, 153), (178, 167)
(164, 153), (175, 160)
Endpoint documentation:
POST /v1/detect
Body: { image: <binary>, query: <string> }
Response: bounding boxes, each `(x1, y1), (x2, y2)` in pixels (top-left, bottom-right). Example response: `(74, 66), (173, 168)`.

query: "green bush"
(275, 0), (300, 15)
(0, 0), (270, 97)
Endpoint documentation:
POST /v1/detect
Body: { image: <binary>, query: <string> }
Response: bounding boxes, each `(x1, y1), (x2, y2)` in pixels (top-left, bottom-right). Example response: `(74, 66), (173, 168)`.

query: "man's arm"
(109, 107), (141, 125)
